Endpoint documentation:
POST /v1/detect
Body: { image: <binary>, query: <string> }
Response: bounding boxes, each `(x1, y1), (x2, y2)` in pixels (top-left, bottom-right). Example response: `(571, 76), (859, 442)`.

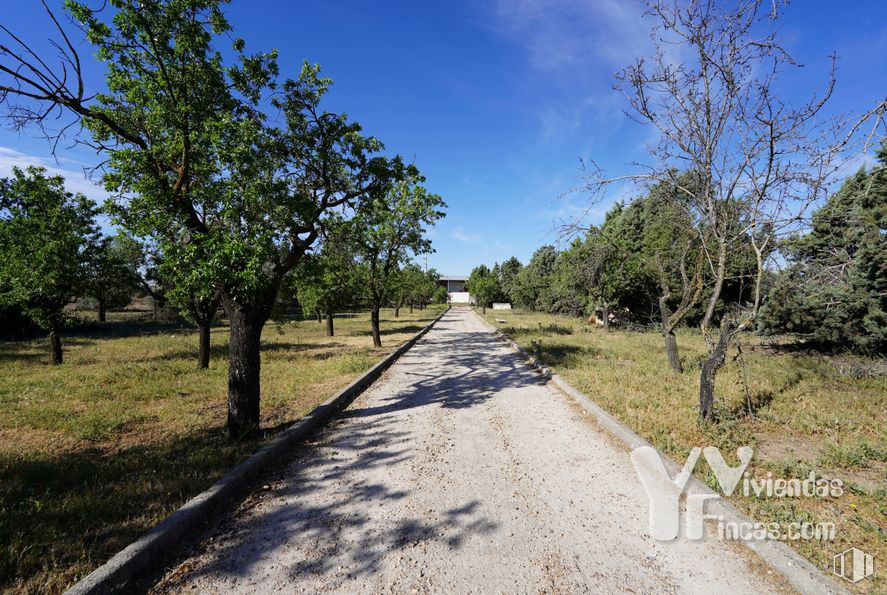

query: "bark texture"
(198, 322), (211, 369)
(226, 305), (264, 436)
(49, 320), (63, 365)
(371, 306), (382, 348)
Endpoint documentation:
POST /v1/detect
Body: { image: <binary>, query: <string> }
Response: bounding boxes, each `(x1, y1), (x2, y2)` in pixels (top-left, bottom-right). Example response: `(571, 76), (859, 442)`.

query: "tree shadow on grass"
(0, 336), (99, 363)
(499, 322), (574, 337)
(0, 344), (45, 361)
(144, 341), (347, 364)
(70, 319), (191, 339)
(525, 342), (599, 370)
(0, 426), (272, 593)
(350, 325), (425, 337)
(726, 371), (803, 418)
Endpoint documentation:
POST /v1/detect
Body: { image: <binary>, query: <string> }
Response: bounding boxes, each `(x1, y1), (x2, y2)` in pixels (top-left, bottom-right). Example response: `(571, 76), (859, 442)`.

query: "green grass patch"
(0, 306), (443, 593)
(481, 307), (886, 593)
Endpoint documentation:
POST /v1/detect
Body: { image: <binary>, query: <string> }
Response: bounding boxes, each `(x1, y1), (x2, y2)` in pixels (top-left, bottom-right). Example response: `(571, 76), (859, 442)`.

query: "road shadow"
(159, 409), (498, 589)
(154, 310), (512, 590)
(341, 314), (546, 419)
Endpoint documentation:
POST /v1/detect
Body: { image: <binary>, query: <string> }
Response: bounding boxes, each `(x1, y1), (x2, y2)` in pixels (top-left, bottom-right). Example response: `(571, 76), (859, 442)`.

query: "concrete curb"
(66, 308), (450, 595)
(472, 309), (848, 595)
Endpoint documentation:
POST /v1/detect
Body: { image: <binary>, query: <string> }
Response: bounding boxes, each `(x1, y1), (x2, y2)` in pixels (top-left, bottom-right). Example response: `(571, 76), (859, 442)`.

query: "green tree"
(466, 264), (502, 313)
(416, 268), (441, 310)
(296, 224), (363, 337)
(548, 240), (589, 317)
(158, 236), (223, 368)
(575, 203), (656, 330)
(1, 4), (399, 436)
(0, 167), (98, 364)
(432, 285), (449, 304)
(637, 180), (703, 370)
(85, 233), (141, 323)
(392, 264), (437, 316)
(759, 150), (887, 354)
(512, 245), (557, 311)
(497, 257), (523, 304)
(352, 174), (445, 347)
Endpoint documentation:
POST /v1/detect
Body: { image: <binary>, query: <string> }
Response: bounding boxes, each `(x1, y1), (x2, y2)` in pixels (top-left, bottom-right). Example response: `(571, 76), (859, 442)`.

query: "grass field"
(480, 307), (886, 593)
(0, 305), (444, 594)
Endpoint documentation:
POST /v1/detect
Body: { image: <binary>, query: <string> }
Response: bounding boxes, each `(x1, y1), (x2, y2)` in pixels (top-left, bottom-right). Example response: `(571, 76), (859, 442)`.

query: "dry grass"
(481, 308), (886, 593)
(0, 306), (444, 594)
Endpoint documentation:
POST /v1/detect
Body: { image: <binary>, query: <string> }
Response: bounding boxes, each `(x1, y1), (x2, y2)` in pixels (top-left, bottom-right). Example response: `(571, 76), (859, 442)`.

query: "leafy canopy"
(0, 166), (98, 328)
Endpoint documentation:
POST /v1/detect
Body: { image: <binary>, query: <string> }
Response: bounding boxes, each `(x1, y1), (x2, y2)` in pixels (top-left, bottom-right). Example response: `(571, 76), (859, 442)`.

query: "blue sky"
(2, 1), (885, 275)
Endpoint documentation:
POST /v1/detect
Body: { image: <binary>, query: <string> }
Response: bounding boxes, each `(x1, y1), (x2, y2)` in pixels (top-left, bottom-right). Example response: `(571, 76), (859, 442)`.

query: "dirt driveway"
(154, 307), (790, 594)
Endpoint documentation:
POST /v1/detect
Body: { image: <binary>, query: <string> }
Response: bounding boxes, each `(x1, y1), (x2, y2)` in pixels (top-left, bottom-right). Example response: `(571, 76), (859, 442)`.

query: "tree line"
(468, 0), (885, 423)
(0, 0), (444, 438)
(469, 146), (885, 415)
(471, 151), (885, 355)
(0, 168), (444, 360)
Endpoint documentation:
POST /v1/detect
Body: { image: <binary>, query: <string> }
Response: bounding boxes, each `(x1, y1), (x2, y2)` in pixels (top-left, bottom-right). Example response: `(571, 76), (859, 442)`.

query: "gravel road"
(154, 307), (790, 594)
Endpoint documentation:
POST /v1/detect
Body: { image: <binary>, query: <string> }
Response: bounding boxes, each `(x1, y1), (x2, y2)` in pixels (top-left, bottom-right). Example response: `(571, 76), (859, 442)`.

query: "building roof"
(439, 275), (468, 281)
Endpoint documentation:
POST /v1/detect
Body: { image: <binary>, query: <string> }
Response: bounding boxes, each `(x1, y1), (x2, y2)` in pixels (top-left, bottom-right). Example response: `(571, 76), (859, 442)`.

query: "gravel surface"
(153, 307), (791, 594)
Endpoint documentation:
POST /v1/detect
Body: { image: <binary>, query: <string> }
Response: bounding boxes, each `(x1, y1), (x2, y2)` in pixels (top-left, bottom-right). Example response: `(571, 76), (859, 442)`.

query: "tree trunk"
(316, 309), (322, 323)
(601, 301), (610, 332)
(97, 299), (106, 323)
(394, 299), (403, 318)
(482, 304), (486, 314)
(409, 302), (413, 314)
(663, 332), (682, 372)
(699, 326), (733, 421)
(325, 311), (334, 337)
(226, 306), (264, 437)
(198, 322), (211, 369)
(371, 306), (382, 348)
(659, 296), (682, 372)
(49, 320), (63, 365)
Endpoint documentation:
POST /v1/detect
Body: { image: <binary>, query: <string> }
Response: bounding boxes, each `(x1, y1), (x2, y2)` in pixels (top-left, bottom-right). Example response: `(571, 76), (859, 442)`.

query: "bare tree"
(655, 240), (703, 372)
(577, 0), (861, 420)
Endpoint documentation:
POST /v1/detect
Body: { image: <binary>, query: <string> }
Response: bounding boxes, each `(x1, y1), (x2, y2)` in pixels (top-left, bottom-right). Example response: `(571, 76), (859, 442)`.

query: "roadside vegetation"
(0, 0), (883, 593)
(464, 2), (885, 586)
(0, 305), (443, 593)
(480, 307), (885, 592)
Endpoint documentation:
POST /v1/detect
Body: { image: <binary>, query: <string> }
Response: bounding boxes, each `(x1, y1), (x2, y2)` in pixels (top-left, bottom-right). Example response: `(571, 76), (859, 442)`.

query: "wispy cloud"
(452, 227), (482, 245)
(492, 0), (649, 72)
(0, 146), (109, 201)
(483, 0), (651, 151)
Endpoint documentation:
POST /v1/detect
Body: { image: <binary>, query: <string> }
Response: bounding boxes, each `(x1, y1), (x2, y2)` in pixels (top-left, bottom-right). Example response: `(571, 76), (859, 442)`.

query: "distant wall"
(448, 292), (472, 304)
(492, 303), (512, 310)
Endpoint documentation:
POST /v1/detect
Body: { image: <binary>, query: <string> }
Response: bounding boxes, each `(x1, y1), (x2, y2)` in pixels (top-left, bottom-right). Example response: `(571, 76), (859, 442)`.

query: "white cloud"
(452, 227), (482, 245)
(484, 0), (654, 151)
(492, 0), (649, 72)
(0, 146), (110, 201)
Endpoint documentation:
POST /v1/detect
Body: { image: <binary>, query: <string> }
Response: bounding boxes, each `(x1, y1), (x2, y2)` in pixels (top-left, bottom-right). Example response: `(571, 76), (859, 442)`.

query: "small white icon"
(833, 547), (874, 583)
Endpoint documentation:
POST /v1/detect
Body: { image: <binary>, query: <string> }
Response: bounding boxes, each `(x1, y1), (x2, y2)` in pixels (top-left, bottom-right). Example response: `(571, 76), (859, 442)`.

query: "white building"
(438, 275), (471, 304)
